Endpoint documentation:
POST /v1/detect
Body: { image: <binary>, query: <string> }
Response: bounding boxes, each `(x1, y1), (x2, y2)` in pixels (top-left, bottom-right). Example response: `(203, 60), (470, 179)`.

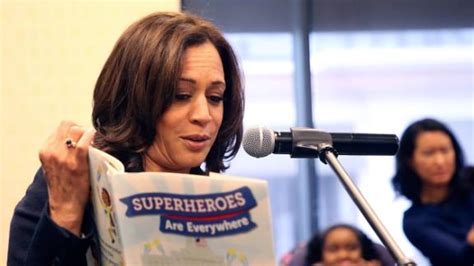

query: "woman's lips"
(432, 172), (451, 180)
(181, 135), (210, 151)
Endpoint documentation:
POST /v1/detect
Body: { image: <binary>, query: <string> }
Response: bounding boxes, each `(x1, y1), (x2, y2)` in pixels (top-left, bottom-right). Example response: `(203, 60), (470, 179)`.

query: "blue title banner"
(120, 186), (256, 217)
(120, 186), (259, 237)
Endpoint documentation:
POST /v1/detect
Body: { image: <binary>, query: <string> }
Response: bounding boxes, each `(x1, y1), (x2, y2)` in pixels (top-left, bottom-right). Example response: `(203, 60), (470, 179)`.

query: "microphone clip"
(291, 127), (338, 163)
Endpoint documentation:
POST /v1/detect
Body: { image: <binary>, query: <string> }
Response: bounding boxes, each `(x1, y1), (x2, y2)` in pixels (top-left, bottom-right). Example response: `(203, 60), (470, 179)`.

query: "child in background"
(279, 223), (395, 266)
(305, 224), (382, 266)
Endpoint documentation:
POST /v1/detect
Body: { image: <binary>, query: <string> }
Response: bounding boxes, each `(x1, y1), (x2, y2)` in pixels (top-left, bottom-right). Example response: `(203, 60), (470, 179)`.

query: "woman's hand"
(39, 121), (95, 236)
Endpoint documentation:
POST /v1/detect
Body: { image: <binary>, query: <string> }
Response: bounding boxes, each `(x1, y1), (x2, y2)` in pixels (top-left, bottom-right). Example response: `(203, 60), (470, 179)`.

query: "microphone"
(243, 126), (399, 158)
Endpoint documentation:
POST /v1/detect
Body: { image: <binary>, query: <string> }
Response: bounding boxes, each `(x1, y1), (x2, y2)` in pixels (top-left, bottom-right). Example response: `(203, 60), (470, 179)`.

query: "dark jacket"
(8, 168), (98, 265)
(403, 192), (474, 266)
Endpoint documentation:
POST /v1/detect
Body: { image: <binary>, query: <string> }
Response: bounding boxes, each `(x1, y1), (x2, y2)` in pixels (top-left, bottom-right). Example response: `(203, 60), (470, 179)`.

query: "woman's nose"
(190, 96), (212, 124)
(433, 152), (447, 165)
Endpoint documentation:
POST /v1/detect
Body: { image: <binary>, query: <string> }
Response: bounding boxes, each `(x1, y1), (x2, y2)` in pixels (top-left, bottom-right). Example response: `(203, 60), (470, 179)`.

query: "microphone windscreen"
(243, 126), (275, 158)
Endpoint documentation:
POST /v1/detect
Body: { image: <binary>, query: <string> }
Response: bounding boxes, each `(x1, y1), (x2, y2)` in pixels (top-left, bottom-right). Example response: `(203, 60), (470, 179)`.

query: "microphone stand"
(293, 129), (416, 266)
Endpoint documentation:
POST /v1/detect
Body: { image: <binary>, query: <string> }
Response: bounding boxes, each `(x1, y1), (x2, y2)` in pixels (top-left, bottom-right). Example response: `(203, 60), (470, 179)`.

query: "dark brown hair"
(92, 12), (244, 173)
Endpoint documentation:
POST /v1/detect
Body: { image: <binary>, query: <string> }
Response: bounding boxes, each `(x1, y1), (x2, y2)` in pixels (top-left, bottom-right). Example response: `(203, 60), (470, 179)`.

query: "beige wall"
(1, 1), (180, 264)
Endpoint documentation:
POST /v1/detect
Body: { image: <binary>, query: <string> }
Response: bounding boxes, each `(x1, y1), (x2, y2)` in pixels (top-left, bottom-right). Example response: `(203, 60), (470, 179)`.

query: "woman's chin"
(179, 156), (207, 171)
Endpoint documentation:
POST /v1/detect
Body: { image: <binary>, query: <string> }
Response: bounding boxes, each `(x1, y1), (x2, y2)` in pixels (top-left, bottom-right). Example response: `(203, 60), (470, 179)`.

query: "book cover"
(88, 147), (276, 266)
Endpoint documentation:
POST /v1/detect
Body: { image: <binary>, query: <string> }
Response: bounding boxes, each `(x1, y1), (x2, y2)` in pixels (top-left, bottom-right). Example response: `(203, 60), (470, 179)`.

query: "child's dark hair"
(305, 224), (379, 266)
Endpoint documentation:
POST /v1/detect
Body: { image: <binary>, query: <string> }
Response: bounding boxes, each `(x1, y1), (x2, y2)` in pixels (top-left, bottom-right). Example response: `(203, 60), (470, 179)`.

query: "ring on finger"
(65, 138), (77, 149)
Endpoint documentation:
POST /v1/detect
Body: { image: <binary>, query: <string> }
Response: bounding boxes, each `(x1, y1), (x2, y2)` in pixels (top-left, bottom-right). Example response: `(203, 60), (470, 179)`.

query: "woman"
(304, 224), (382, 266)
(8, 11), (244, 265)
(392, 118), (474, 265)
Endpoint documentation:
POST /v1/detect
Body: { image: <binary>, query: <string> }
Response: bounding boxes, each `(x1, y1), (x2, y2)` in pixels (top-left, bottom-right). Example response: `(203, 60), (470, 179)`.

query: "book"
(88, 147), (276, 266)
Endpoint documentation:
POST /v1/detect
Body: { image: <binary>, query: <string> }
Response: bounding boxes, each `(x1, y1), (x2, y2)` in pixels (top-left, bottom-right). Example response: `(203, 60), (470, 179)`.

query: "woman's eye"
(209, 95), (224, 104)
(422, 150), (434, 157)
(440, 147), (453, 154)
(175, 93), (191, 101)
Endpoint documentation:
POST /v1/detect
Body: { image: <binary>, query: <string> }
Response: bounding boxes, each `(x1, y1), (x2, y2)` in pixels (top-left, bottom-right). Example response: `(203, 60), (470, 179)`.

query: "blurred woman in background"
(392, 118), (474, 265)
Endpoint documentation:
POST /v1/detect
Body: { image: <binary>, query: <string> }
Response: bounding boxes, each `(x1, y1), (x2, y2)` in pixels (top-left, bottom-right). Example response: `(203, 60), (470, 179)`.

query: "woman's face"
(145, 41), (225, 173)
(322, 227), (363, 266)
(411, 131), (455, 188)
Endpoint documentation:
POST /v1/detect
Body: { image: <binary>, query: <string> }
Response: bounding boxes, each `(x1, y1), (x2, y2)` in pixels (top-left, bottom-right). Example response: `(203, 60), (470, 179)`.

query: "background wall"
(0, 1), (180, 264)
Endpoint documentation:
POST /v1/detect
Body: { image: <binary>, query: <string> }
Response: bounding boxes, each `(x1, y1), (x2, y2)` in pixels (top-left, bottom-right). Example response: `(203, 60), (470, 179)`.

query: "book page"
(88, 147), (125, 265)
(88, 147), (276, 266)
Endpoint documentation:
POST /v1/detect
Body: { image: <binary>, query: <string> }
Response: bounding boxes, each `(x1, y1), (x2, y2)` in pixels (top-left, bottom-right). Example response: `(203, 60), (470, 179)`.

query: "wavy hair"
(92, 12), (244, 173)
(391, 118), (465, 203)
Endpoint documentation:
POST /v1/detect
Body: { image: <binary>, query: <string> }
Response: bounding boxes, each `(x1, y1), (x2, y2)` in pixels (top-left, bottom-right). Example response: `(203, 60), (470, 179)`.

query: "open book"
(88, 147), (276, 265)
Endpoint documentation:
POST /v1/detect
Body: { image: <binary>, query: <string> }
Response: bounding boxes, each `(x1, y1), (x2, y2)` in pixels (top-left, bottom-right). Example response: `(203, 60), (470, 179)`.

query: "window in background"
(310, 28), (474, 265)
(223, 33), (301, 261)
